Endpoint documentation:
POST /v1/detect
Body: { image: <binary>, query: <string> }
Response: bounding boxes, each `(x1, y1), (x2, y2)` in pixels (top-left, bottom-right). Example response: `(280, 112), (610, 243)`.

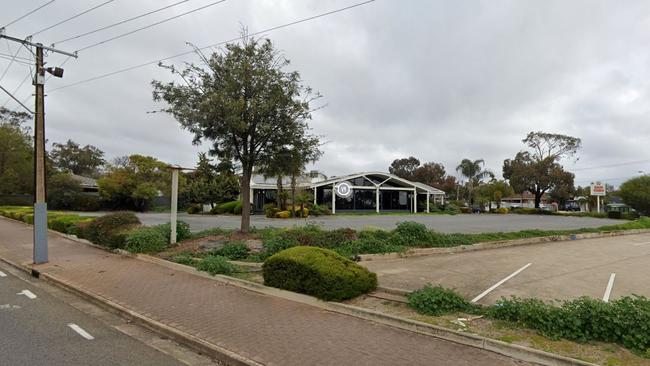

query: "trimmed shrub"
(264, 204), (280, 218)
(275, 210), (291, 218)
(391, 221), (431, 246)
(622, 211), (640, 220)
(214, 241), (249, 260)
(48, 215), (91, 234)
(83, 212), (141, 248)
(309, 204), (331, 216)
(186, 204), (202, 214)
(70, 194), (101, 211)
(233, 201), (243, 215)
(493, 207), (509, 214)
(124, 227), (168, 253)
(152, 221), (191, 243)
(197, 255), (237, 275)
(407, 285), (477, 316)
(263, 246), (377, 301)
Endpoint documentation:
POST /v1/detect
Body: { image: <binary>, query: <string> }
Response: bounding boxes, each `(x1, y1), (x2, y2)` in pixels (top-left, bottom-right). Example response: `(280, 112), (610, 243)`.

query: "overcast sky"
(2, 0), (649, 187)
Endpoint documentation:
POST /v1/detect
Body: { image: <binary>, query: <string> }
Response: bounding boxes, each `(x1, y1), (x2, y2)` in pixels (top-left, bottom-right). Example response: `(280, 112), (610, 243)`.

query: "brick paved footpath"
(0, 218), (532, 366)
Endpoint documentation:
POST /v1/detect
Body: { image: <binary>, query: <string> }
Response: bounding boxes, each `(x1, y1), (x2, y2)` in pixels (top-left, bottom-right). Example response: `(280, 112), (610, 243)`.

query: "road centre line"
(68, 323), (95, 340)
(471, 263), (532, 303)
(603, 273), (616, 303)
(0, 271), (6, 277)
(16, 290), (37, 299)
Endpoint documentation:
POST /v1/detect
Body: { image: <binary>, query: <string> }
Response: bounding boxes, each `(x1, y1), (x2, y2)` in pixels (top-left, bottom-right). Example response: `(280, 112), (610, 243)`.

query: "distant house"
(70, 174), (99, 193)
(500, 191), (550, 209)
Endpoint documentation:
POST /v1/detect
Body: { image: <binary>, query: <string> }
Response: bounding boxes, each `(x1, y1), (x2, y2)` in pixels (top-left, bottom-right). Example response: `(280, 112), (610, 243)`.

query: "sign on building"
(590, 182), (606, 196)
(334, 181), (353, 198)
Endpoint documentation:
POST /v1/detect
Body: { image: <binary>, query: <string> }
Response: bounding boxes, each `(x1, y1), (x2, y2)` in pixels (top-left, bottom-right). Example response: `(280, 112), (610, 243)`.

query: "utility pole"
(0, 31), (77, 264)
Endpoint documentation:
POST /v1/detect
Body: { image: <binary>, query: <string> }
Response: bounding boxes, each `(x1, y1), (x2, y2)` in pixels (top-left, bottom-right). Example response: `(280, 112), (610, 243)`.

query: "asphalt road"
(0, 264), (186, 366)
(116, 212), (622, 233)
(364, 232), (650, 304)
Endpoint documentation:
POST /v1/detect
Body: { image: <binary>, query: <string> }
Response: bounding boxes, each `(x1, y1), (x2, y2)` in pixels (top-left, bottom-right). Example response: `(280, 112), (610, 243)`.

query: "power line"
(75, 0), (227, 53)
(1, 1), (56, 29)
(0, 44), (24, 82)
(0, 83), (33, 114)
(49, 0), (376, 92)
(2, 69), (32, 107)
(0, 52), (33, 63)
(30, 0), (116, 37)
(0, 54), (32, 66)
(571, 159), (650, 171)
(53, 0), (192, 46)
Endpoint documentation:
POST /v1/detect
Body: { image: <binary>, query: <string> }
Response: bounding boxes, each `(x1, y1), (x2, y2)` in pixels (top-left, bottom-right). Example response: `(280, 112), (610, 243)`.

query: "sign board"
(334, 181), (353, 198)
(590, 182), (606, 196)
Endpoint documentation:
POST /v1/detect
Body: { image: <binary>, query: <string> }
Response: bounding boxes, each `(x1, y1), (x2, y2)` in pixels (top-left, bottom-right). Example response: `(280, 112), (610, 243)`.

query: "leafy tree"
(183, 153), (240, 207)
(411, 161), (458, 195)
(50, 139), (105, 177)
(152, 36), (319, 232)
(478, 180), (514, 209)
(456, 159), (493, 205)
(98, 155), (170, 211)
(47, 173), (82, 210)
(503, 132), (580, 208)
(0, 108), (33, 194)
(389, 156), (420, 180)
(619, 176), (650, 215)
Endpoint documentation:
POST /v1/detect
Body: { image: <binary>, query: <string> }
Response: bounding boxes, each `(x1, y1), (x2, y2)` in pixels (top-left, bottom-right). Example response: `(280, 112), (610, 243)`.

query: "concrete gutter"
(359, 228), (650, 261)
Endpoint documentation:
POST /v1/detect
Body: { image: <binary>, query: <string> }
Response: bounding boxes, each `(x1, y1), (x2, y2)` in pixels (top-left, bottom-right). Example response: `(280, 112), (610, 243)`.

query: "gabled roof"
(70, 174), (98, 188)
(310, 171), (446, 195)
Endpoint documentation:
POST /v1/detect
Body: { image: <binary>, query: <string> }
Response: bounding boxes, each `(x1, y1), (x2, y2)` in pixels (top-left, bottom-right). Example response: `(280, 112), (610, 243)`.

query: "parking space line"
(17, 290), (37, 299)
(0, 271), (6, 277)
(632, 241), (650, 247)
(68, 323), (95, 340)
(603, 273), (616, 303)
(471, 263), (532, 303)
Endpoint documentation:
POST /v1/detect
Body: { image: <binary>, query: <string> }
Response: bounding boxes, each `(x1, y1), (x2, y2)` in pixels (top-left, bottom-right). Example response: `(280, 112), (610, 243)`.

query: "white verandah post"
(331, 183), (336, 214)
(376, 188), (380, 213)
(313, 187), (317, 205)
(413, 189), (417, 213)
(426, 192), (430, 213)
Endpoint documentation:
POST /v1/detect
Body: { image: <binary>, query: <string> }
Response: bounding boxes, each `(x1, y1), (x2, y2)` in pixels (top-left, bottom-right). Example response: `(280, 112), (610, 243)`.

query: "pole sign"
(334, 181), (353, 198)
(590, 182), (606, 196)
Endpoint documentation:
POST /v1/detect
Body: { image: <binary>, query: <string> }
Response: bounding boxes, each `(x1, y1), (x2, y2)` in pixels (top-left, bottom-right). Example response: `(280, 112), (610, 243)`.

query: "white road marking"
(0, 271), (6, 277)
(68, 323), (95, 340)
(471, 263), (532, 303)
(603, 273), (616, 303)
(16, 290), (36, 299)
(632, 241), (650, 247)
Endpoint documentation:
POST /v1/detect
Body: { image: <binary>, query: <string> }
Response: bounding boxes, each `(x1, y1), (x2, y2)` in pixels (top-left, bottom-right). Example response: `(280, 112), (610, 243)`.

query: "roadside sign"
(590, 182), (606, 196)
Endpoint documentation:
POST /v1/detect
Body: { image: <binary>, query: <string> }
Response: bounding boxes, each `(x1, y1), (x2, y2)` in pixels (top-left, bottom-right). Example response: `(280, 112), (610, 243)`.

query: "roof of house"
(70, 174), (98, 188)
(252, 171), (446, 195)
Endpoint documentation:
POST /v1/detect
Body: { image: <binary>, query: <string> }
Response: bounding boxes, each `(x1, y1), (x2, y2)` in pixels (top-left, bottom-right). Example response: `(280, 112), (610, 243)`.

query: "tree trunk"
(290, 174), (296, 218)
(276, 175), (283, 209)
(240, 168), (252, 233)
(534, 190), (542, 209)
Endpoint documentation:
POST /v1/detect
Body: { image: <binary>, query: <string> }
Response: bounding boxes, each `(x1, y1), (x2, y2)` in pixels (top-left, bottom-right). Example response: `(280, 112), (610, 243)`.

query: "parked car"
(564, 200), (581, 212)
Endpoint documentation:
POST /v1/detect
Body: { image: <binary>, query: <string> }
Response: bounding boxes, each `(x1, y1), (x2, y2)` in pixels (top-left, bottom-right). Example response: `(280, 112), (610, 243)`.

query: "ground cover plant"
(407, 284), (650, 357)
(262, 246), (377, 301)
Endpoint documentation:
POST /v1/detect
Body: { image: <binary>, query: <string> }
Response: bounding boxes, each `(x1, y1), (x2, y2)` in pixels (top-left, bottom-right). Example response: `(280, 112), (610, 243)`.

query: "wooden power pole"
(0, 32), (77, 264)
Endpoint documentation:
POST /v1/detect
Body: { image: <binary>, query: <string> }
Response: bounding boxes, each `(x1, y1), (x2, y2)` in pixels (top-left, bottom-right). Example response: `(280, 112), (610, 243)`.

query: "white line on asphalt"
(0, 271), (6, 277)
(471, 263), (532, 303)
(603, 273), (616, 303)
(16, 290), (36, 299)
(632, 241), (650, 246)
(68, 323), (95, 340)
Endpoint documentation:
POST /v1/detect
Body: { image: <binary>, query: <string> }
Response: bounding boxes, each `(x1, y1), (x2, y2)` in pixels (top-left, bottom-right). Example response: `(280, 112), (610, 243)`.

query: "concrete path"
(0, 217), (532, 366)
(77, 211), (622, 233)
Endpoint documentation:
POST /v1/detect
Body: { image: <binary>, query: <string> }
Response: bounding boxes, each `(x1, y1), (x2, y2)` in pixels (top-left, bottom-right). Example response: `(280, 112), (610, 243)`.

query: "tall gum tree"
(152, 36), (319, 232)
(503, 132), (581, 208)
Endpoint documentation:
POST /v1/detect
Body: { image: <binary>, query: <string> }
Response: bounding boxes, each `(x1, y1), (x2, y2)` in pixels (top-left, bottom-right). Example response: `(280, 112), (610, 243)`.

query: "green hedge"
(262, 246), (377, 301)
(210, 200), (240, 215)
(124, 227), (167, 253)
(488, 296), (650, 355)
(407, 284), (478, 316)
(77, 212), (141, 249)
